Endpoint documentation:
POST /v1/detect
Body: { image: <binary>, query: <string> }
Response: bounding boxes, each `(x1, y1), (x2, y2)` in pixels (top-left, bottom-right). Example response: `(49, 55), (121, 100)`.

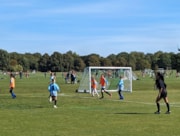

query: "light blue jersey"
(48, 83), (60, 96)
(118, 79), (124, 91)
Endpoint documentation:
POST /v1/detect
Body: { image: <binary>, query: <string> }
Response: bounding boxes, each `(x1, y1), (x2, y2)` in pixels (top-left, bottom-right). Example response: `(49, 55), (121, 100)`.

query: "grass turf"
(0, 72), (180, 136)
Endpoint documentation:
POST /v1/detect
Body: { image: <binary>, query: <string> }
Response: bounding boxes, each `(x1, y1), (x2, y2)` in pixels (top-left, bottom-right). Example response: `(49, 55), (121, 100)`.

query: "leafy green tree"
(0, 49), (10, 70)
(84, 54), (101, 66)
(100, 58), (112, 66)
(19, 57), (30, 71)
(117, 52), (129, 62)
(116, 52), (132, 67)
(130, 52), (151, 70)
(9, 59), (18, 71)
(174, 53), (180, 72)
(14, 64), (23, 72)
(39, 53), (50, 72)
(107, 54), (117, 66)
(2, 48), (180, 72)
(127, 53), (136, 70)
(157, 53), (171, 69)
(145, 53), (153, 69)
(63, 53), (74, 71)
(74, 57), (86, 71)
(151, 51), (162, 70)
(24, 53), (41, 71)
(50, 52), (63, 72)
(171, 53), (177, 70)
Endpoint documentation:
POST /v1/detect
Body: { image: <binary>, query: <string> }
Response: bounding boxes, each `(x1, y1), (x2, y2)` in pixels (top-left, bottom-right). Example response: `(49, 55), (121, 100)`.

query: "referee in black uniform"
(154, 72), (171, 114)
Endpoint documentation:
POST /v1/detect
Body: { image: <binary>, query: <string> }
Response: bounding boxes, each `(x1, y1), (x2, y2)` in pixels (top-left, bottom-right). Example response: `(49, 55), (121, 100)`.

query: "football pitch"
(0, 72), (180, 136)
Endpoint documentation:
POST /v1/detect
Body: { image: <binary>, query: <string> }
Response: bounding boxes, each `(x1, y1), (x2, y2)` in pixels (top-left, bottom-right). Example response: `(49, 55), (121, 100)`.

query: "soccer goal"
(77, 66), (132, 93)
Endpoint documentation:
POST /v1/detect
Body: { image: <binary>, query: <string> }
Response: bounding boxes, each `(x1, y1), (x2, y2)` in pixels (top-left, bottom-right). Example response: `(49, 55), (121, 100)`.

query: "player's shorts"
(101, 87), (106, 92)
(160, 91), (167, 98)
(51, 95), (58, 100)
(118, 89), (122, 92)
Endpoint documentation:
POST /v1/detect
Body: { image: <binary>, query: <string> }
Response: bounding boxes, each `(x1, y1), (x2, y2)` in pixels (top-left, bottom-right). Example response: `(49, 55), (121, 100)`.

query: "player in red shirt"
(99, 74), (112, 99)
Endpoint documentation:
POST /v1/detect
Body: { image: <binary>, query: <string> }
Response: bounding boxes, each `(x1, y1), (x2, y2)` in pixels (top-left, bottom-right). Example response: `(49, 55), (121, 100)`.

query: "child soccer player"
(99, 74), (112, 99)
(118, 76), (124, 100)
(48, 79), (60, 108)
(9, 73), (16, 98)
(91, 76), (99, 98)
(154, 72), (170, 114)
(49, 72), (56, 102)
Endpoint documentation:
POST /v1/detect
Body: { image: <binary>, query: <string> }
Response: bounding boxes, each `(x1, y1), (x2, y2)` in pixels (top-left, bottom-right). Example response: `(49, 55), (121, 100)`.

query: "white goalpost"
(77, 66), (133, 93)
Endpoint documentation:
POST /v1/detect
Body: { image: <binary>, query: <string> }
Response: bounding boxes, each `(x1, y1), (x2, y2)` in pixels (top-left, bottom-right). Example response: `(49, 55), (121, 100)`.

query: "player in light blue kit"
(49, 72), (56, 102)
(118, 76), (124, 100)
(48, 79), (60, 108)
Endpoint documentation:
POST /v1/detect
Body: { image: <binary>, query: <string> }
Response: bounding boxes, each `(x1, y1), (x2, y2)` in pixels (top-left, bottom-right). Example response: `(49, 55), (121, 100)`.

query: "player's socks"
(166, 103), (170, 112)
(11, 93), (16, 98)
(120, 95), (124, 100)
(100, 92), (104, 99)
(156, 103), (160, 112)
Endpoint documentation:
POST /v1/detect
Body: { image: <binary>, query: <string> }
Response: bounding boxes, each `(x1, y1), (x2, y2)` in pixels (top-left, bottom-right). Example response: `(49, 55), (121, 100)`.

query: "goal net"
(78, 66), (132, 93)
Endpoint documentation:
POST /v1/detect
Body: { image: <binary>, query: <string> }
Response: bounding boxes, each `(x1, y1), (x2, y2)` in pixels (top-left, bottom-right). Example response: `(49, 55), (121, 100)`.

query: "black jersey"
(157, 79), (167, 98)
(156, 79), (166, 90)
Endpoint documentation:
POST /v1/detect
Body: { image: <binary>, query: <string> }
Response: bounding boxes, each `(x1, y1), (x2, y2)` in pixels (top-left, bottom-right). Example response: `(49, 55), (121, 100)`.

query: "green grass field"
(0, 72), (180, 136)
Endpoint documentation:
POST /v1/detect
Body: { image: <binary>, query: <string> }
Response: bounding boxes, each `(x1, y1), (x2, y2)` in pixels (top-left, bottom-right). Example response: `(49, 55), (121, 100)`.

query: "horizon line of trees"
(1, 49), (180, 72)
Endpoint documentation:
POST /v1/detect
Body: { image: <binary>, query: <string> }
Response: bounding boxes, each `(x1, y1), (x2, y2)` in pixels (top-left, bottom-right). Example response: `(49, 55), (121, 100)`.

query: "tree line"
(0, 49), (180, 72)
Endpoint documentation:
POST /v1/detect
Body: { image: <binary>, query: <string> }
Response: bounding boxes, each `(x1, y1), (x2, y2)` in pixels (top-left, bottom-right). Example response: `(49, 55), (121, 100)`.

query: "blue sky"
(0, 0), (180, 57)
